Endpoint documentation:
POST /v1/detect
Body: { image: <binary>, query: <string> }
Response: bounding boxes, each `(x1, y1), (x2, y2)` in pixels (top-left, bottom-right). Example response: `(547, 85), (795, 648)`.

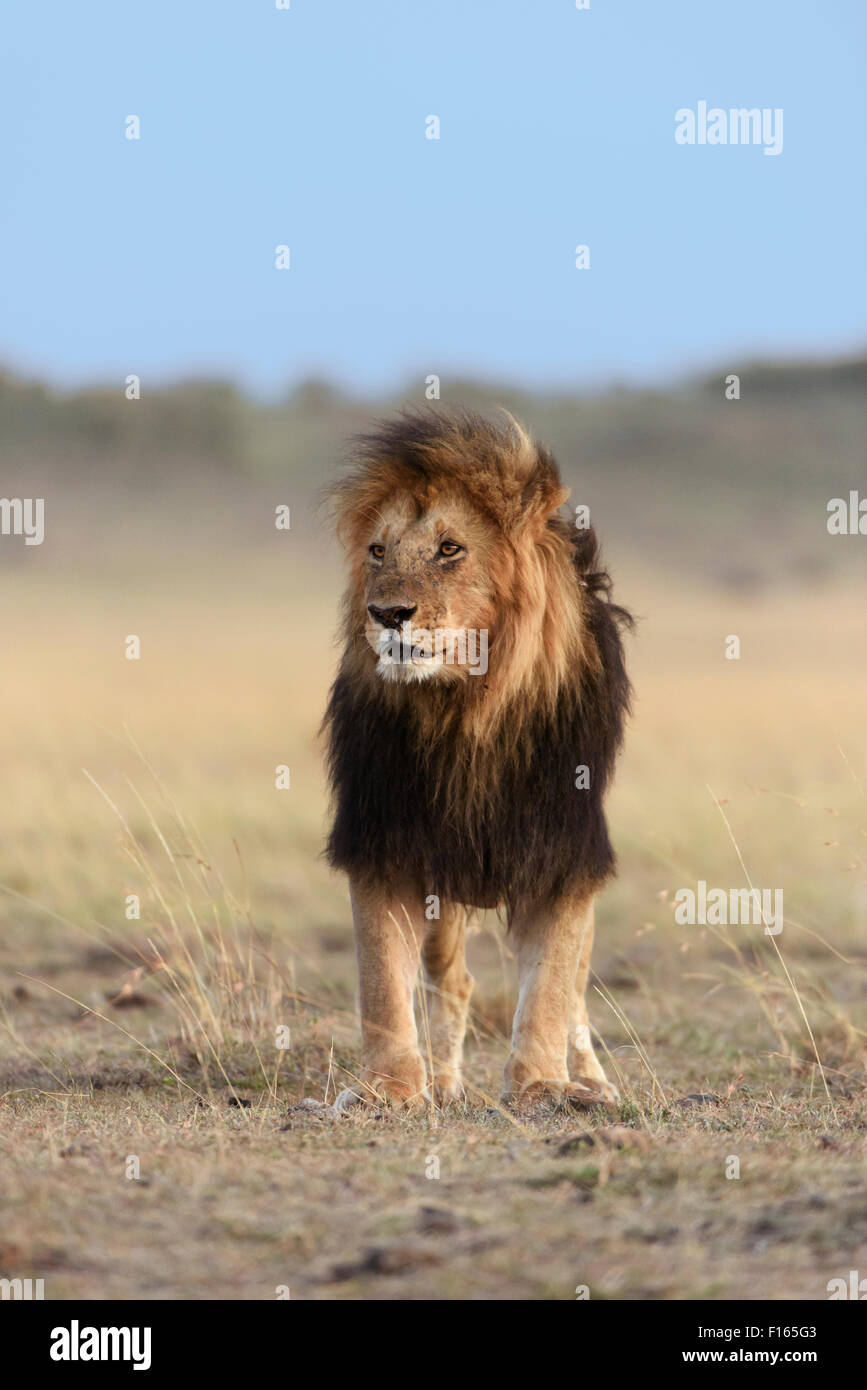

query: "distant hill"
(2, 355), (864, 588)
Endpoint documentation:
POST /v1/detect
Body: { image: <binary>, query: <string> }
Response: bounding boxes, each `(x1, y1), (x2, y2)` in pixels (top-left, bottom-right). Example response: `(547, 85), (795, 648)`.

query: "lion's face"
(333, 410), (589, 719)
(361, 493), (496, 682)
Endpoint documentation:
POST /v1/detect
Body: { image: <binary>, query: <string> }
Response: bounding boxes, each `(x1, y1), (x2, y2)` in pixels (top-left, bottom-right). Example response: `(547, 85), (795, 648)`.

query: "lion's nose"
(368, 603), (417, 629)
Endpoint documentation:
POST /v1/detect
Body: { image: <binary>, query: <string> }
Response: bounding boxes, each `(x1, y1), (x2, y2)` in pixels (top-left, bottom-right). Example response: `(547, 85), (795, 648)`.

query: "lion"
(323, 409), (632, 1111)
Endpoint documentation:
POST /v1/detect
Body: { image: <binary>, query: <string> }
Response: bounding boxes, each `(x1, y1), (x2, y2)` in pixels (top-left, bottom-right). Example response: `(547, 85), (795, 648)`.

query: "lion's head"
(330, 410), (598, 732)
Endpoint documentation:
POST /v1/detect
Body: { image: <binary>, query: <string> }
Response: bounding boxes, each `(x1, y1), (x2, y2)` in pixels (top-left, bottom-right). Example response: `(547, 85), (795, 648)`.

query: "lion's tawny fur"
(322, 409), (631, 1108)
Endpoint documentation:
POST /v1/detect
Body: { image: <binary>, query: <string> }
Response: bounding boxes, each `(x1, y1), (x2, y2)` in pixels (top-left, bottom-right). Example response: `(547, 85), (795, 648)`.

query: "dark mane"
(322, 413), (632, 915)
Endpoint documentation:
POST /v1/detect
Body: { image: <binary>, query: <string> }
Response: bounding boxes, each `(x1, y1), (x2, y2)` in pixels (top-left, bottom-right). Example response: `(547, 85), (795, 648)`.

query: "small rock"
(280, 1097), (339, 1129)
(626, 1224), (681, 1245)
(418, 1205), (461, 1235)
(557, 1125), (650, 1155)
(295, 1097), (336, 1116)
(330, 1243), (442, 1281)
(107, 990), (154, 1009)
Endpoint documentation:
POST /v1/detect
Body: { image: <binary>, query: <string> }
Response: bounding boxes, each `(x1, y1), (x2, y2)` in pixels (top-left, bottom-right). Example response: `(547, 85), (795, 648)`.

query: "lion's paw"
(501, 1076), (617, 1114)
(431, 1072), (466, 1107)
(563, 1077), (619, 1109)
(335, 1069), (428, 1112)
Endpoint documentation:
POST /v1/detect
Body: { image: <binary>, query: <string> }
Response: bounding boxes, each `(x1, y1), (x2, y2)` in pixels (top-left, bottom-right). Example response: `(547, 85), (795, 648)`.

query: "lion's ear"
(511, 458), (570, 534)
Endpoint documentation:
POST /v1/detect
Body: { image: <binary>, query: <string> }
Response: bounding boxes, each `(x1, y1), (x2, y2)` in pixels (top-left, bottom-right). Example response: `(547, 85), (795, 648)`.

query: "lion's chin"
(376, 657), (442, 684)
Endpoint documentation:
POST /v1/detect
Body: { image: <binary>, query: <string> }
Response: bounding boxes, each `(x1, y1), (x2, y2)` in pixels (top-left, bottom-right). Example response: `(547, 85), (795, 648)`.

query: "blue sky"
(2, 0), (865, 396)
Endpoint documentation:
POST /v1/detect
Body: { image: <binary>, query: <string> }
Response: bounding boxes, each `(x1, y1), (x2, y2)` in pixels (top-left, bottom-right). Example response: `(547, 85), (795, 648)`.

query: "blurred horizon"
(3, 348), (865, 601)
(3, 342), (867, 406)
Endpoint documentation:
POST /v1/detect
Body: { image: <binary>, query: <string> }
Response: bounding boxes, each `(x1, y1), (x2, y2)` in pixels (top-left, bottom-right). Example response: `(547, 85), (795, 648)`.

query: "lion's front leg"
(567, 901), (619, 1103)
(336, 876), (427, 1110)
(421, 902), (474, 1103)
(502, 888), (615, 1110)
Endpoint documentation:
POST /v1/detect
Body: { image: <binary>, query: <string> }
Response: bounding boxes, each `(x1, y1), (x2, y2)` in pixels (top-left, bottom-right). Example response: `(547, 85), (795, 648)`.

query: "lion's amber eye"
(438, 541), (462, 558)
(369, 543), (385, 560)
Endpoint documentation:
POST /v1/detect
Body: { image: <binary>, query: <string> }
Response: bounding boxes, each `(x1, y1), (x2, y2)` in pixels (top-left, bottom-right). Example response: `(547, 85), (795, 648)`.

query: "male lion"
(323, 410), (631, 1111)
